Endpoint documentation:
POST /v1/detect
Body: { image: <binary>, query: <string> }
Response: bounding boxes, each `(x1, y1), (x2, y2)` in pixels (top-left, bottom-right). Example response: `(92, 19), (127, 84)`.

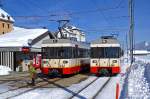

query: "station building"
(0, 26), (54, 71)
(0, 8), (55, 72)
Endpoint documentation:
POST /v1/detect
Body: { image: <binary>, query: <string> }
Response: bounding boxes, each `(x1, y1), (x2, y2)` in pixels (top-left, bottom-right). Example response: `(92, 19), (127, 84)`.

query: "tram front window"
(91, 47), (121, 58)
(57, 47), (70, 58)
(42, 47), (72, 59)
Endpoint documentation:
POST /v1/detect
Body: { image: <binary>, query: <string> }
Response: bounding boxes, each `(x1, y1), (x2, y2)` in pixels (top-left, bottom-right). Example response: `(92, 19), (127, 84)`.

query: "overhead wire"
(89, 0), (111, 25)
(87, 0), (128, 34)
(6, 0), (128, 33)
(12, 6), (125, 19)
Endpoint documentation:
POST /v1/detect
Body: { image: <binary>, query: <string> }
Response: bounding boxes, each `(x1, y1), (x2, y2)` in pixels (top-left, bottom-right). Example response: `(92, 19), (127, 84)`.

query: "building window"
(64, 34), (67, 37)
(1, 14), (5, 18)
(7, 16), (10, 20)
(7, 24), (10, 29)
(2, 23), (5, 28)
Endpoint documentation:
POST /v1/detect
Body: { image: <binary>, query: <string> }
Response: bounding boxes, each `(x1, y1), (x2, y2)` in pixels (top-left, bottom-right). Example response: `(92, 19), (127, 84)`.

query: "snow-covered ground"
(0, 65), (12, 75)
(72, 77), (109, 99)
(120, 56), (150, 99)
(96, 77), (119, 99)
(1, 55), (150, 99)
(128, 62), (150, 98)
(0, 57), (129, 99)
(0, 76), (98, 99)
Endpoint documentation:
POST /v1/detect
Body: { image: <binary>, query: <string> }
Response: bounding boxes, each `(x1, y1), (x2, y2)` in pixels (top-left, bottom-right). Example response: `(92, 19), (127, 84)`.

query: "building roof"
(0, 27), (48, 47)
(63, 25), (84, 35)
(0, 8), (15, 22)
(133, 50), (150, 55)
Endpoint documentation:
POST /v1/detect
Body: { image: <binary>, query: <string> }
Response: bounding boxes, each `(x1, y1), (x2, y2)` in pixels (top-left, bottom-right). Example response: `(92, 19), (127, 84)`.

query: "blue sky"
(1, 0), (150, 44)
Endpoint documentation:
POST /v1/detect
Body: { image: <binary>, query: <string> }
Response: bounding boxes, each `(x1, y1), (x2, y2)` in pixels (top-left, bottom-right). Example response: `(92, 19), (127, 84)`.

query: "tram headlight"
(113, 60), (117, 63)
(63, 60), (68, 64)
(92, 60), (97, 63)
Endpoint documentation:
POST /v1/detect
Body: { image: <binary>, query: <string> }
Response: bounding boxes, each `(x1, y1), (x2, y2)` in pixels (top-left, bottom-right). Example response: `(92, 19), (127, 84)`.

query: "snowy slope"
(0, 27), (48, 47)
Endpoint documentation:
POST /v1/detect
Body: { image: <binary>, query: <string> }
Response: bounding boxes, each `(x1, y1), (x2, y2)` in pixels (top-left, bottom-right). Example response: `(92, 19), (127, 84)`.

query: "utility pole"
(126, 32), (129, 62)
(129, 0), (134, 64)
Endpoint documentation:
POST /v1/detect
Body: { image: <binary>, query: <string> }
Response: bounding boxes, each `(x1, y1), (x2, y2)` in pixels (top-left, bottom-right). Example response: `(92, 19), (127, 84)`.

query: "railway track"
(38, 76), (111, 99)
(0, 77), (62, 99)
(69, 77), (111, 99)
(69, 77), (99, 99)
(92, 77), (111, 99)
(0, 73), (111, 99)
(0, 73), (29, 80)
(0, 73), (87, 99)
(0, 75), (30, 84)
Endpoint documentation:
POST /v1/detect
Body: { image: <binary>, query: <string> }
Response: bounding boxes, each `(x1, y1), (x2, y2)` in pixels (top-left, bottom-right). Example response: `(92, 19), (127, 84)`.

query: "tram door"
(33, 54), (41, 68)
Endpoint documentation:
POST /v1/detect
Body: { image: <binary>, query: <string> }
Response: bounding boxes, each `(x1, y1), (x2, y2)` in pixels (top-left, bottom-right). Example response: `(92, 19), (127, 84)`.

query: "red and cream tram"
(41, 39), (90, 75)
(90, 36), (122, 75)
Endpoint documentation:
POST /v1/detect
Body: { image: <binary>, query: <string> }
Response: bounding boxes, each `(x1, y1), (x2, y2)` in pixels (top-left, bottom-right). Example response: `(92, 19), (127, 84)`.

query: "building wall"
(57, 28), (86, 42)
(0, 20), (13, 35)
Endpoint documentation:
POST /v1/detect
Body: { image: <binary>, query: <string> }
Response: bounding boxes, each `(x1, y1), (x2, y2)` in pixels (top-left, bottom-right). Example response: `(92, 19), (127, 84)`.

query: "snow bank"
(135, 55), (150, 63)
(0, 65), (12, 75)
(128, 62), (150, 98)
(119, 56), (131, 99)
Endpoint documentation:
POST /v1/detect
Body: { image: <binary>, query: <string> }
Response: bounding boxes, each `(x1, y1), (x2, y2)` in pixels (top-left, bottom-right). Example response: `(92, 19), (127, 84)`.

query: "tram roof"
(42, 39), (90, 49)
(91, 37), (119, 44)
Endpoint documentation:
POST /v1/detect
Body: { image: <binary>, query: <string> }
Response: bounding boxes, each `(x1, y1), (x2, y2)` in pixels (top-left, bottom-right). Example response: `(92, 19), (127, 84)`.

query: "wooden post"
(116, 83), (120, 99)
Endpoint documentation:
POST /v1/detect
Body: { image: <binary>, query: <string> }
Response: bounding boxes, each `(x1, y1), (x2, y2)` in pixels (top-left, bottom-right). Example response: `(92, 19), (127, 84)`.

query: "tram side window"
(74, 48), (89, 58)
(57, 48), (64, 58)
(57, 47), (71, 59)
(71, 47), (77, 58)
(42, 47), (49, 59)
(78, 48), (83, 58)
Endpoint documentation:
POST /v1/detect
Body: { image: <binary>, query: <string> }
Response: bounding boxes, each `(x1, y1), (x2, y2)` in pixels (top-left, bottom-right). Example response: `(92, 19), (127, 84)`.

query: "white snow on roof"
(133, 50), (150, 55)
(0, 8), (15, 22)
(0, 27), (48, 47)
